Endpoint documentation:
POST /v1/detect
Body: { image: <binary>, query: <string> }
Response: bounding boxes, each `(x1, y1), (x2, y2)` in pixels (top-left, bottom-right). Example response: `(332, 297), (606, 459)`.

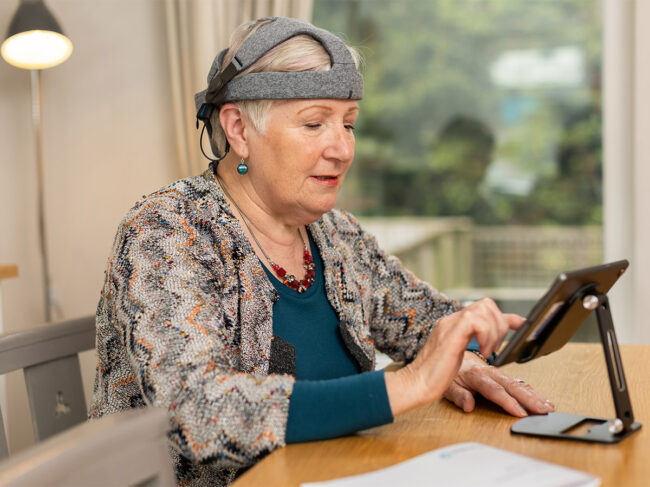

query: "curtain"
(164, 0), (314, 177)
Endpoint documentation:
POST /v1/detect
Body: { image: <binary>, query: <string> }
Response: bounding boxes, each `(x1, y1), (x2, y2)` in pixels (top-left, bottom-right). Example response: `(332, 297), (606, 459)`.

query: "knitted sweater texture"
(89, 170), (460, 486)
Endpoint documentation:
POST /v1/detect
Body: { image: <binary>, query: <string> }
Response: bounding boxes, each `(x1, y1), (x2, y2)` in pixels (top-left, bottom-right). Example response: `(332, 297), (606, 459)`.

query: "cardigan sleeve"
(92, 193), (295, 469)
(336, 211), (463, 364)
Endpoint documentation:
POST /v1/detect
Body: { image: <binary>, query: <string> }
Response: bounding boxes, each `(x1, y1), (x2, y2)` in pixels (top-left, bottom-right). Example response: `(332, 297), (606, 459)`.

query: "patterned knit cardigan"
(89, 170), (460, 486)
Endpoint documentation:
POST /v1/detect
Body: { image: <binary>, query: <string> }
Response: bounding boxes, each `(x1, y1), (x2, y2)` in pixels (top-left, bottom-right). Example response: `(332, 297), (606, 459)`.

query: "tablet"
(493, 259), (629, 367)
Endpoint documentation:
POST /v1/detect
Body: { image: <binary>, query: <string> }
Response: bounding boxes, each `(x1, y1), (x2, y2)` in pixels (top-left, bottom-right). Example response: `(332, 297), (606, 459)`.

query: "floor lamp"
(1, 0), (73, 322)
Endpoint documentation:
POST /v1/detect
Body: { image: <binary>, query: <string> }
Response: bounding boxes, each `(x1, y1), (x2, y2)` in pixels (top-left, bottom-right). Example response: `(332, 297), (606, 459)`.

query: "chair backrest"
(0, 316), (96, 458)
(0, 407), (176, 487)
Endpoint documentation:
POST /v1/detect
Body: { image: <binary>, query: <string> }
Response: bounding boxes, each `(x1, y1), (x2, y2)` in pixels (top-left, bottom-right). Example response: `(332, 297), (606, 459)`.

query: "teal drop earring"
(237, 158), (248, 175)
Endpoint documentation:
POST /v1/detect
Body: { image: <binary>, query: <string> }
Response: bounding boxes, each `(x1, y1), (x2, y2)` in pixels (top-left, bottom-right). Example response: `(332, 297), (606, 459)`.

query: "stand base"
(511, 412), (642, 444)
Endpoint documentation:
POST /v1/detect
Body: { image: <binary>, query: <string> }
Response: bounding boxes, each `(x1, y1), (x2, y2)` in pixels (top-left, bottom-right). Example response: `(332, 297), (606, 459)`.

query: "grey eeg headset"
(194, 17), (364, 166)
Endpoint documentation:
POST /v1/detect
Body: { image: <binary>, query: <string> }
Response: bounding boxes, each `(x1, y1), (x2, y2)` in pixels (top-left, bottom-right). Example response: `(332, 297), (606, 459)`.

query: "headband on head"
(194, 17), (363, 163)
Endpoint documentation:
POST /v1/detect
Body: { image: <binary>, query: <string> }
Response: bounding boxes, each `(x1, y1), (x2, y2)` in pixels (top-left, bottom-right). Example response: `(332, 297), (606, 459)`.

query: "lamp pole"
(30, 68), (52, 321)
(2, 0), (73, 322)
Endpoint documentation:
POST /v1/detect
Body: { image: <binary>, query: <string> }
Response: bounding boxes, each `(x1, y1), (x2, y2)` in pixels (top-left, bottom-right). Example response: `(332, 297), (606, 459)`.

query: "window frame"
(603, 0), (649, 344)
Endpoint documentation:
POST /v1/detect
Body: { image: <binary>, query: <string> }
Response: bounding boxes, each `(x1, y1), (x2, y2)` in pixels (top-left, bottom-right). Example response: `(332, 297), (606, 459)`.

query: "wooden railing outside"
(360, 218), (603, 303)
(359, 217), (474, 291)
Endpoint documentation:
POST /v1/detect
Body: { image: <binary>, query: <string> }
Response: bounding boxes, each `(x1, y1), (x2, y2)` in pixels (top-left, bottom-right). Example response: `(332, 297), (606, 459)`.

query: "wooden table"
(233, 343), (650, 486)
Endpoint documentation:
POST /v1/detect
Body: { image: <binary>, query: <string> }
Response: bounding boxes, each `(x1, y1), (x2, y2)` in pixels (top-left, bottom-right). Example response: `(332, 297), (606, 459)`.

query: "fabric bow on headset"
(194, 17), (364, 164)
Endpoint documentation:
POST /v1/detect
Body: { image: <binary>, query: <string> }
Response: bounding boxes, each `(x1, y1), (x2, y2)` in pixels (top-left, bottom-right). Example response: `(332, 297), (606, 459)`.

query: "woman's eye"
(345, 124), (356, 131)
(305, 123), (322, 129)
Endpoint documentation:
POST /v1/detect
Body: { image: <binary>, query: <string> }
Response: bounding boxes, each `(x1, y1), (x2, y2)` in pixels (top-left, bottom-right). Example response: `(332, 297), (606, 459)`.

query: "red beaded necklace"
(266, 232), (315, 293)
(216, 175), (315, 293)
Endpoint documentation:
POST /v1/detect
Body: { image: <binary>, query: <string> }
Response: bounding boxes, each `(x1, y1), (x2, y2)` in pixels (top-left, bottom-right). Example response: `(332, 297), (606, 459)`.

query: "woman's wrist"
(468, 349), (489, 363)
(384, 365), (425, 416)
(384, 369), (409, 416)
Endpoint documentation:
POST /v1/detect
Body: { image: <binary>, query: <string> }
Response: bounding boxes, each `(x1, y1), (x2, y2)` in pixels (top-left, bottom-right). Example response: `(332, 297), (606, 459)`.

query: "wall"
(0, 0), (181, 452)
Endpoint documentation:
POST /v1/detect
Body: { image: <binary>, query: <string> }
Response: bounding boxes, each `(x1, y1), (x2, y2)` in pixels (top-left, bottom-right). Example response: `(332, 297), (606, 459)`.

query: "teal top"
(263, 233), (394, 443)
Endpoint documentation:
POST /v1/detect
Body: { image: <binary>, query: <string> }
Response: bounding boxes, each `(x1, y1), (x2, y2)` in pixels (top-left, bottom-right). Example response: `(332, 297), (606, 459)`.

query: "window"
(314, 0), (603, 340)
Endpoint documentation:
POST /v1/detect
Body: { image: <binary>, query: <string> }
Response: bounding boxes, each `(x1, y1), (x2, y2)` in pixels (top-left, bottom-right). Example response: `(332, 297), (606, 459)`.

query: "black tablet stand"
(511, 290), (642, 443)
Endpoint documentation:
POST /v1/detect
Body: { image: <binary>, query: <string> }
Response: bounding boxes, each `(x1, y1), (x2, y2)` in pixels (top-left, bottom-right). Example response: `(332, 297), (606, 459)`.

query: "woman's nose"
(323, 125), (355, 162)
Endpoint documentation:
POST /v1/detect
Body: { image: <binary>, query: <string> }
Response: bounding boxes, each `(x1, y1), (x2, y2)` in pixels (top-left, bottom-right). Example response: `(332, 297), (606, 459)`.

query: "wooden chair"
(0, 407), (176, 487)
(0, 316), (96, 458)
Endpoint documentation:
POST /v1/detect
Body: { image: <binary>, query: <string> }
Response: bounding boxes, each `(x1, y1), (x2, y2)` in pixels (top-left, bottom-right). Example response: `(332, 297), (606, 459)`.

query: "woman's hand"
(443, 351), (554, 417)
(384, 298), (531, 416)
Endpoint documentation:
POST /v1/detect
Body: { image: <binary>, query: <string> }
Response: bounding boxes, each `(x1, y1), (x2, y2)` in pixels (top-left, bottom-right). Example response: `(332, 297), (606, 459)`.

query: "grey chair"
(0, 316), (96, 458)
(0, 407), (176, 487)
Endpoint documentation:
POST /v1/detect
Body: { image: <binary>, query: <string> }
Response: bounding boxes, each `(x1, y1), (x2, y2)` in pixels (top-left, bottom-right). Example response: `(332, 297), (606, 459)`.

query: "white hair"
(210, 19), (361, 154)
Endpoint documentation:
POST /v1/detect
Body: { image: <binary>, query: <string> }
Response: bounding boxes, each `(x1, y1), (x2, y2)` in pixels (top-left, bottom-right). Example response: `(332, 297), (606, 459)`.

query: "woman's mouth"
(311, 175), (339, 186)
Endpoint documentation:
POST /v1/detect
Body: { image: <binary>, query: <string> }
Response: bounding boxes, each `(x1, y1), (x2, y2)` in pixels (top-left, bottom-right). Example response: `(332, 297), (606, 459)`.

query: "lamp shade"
(1, 0), (72, 69)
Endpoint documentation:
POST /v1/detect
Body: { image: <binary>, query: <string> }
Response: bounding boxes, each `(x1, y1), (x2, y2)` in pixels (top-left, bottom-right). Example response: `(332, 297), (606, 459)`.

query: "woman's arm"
(337, 213), (554, 417)
(97, 194), (294, 468)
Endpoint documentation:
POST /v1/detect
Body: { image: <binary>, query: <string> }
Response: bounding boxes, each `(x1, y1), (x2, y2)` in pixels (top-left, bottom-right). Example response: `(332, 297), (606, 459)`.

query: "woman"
(90, 17), (553, 487)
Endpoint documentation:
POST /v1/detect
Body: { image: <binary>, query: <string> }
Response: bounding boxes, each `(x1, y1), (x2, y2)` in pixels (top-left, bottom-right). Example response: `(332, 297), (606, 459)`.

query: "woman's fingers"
(481, 300), (506, 356)
(503, 375), (555, 415)
(464, 369), (528, 417)
(443, 381), (476, 413)
(460, 299), (518, 356)
(463, 365), (555, 417)
(504, 313), (526, 329)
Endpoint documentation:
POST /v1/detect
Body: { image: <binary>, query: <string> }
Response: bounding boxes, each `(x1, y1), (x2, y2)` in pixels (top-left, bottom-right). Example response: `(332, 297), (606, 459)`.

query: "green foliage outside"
(313, 0), (602, 225)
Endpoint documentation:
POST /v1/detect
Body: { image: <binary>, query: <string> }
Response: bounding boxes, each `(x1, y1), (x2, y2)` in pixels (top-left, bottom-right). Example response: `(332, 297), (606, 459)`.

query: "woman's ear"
(219, 103), (250, 159)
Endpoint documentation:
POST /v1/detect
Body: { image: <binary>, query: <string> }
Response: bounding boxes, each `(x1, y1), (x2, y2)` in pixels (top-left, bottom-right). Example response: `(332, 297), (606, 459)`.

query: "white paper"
(301, 442), (600, 487)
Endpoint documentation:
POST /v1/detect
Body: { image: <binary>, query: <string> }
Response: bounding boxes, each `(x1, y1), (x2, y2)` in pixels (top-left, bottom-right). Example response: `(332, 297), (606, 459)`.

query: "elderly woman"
(90, 17), (553, 487)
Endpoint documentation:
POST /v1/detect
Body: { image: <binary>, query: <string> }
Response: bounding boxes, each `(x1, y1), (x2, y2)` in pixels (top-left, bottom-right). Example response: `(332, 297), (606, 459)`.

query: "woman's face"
(245, 98), (359, 224)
